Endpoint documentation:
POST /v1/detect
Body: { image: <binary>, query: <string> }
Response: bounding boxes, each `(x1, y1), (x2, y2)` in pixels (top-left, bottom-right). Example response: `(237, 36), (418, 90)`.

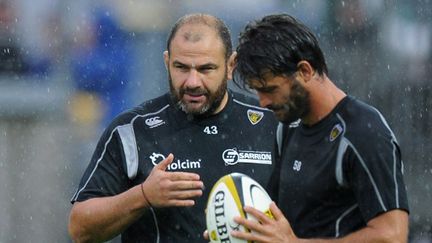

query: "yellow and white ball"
(206, 173), (273, 243)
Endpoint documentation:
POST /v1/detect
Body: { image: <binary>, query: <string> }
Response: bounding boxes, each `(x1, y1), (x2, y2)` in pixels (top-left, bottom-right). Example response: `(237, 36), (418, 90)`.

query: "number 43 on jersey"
(203, 126), (218, 135)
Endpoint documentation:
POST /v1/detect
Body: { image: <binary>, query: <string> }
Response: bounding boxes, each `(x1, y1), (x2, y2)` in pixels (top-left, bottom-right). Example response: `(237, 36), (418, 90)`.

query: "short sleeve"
(345, 123), (409, 222)
(71, 128), (129, 203)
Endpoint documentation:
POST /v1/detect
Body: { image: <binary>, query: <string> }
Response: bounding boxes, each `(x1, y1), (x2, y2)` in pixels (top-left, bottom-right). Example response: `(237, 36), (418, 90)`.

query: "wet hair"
(234, 13), (328, 88)
(166, 13), (232, 60)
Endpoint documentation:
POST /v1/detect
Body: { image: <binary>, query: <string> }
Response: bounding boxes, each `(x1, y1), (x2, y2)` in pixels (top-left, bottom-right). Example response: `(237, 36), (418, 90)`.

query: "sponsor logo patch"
(247, 109), (264, 125)
(222, 148), (271, 165)
(149, 152), (201, 171)
(149, 152), (166, 165)
(289, 119), (301, 128)
(329, 123), (343, 141)
(145, 116), (165, 128)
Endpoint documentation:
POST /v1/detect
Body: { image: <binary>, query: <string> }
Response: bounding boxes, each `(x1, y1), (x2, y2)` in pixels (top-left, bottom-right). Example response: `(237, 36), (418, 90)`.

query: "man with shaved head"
(68, 13), (277, 242)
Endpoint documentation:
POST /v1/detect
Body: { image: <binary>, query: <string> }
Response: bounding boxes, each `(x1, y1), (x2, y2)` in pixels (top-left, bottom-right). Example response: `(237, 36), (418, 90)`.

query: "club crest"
(329, 123), (344, 141)
(247, 109), (264, 125)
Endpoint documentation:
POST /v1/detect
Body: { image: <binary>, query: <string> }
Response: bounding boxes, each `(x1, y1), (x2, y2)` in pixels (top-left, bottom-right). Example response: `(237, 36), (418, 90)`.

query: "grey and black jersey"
(271, 96), (409, 238)
(71, 91), (278, 242)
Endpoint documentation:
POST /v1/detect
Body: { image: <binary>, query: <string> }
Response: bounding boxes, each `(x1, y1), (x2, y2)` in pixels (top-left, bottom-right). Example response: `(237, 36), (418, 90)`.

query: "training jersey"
(71, 90), (277, 242)
(271, 96), (409, 238)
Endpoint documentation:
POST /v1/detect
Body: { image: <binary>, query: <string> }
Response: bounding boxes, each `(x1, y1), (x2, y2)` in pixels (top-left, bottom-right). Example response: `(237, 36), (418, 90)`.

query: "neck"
(303, 76), (346, 125)
(212, 91), (229, 115)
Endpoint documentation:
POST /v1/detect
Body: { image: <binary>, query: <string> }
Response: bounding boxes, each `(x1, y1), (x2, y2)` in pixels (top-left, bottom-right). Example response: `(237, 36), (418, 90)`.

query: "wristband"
(140, 183), (153, 208)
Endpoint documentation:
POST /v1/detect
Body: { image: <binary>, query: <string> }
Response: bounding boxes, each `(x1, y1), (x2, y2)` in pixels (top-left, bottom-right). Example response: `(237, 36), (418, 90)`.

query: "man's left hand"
(231, 202), (298, 243)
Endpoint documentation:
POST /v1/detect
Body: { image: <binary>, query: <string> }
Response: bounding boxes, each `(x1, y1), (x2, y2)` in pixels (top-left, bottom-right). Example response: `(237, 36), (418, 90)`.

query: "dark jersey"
(271, 96), (409, 238)
(71, 91), (277, 242)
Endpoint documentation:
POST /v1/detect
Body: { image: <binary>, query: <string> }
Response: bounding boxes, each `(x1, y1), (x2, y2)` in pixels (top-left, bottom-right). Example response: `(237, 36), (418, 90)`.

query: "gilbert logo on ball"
(206, 172), (273, 243)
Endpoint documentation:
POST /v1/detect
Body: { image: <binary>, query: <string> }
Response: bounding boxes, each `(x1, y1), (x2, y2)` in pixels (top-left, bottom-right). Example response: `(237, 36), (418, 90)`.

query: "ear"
(227, 51), (237, 80)
(163, 50), (169, 70)
(296, 61), (315, 83)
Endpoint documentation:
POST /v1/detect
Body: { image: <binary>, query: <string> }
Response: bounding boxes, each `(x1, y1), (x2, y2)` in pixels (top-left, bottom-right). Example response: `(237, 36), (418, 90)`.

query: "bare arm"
(321, 209), (409, 243)
(68, 154), (204, 243)
(232, 202), (409, 243)
(68, 185), (148, 243)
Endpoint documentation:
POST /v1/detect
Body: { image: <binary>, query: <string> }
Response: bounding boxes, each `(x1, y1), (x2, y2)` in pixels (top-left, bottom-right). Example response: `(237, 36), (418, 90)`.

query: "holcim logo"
(150, 152), (165, 165)
(149, 152), (201, 171)
(168, 159), (201, 170)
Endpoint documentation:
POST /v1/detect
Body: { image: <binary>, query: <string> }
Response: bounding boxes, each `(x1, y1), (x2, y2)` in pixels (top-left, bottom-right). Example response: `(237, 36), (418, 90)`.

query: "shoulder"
(230, 91), (270, 112)
(341, 97), (380, 118)
(229, 90), (277, 126)
(134, 93), (172, 116)
(105, 93), (173, 131)
(338, 96), (397, 143)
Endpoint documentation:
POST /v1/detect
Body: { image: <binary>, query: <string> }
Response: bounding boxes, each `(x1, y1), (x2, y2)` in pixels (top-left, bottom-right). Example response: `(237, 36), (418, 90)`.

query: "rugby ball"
(206, 172), (273, 243)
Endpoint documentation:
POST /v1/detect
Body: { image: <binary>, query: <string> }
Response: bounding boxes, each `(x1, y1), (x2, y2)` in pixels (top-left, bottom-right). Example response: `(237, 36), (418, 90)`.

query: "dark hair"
(234, 13), (328, 87)
(166, 13), (232, 60)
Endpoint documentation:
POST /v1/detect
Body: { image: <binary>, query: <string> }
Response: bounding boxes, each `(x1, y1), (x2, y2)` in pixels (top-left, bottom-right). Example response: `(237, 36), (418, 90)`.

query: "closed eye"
(197, 65), (217, 73)
(173, 63), (189, 72)
(255, 86), (277, 93)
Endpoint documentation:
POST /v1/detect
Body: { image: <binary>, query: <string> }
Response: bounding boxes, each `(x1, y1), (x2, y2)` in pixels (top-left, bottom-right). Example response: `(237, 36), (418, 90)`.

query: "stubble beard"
(168, 69), (228, 117)
(270, 79), (311, 124)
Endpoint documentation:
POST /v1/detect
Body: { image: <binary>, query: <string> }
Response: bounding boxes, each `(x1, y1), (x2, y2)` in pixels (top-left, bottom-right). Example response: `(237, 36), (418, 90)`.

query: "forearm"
(69, 184), (148, 243)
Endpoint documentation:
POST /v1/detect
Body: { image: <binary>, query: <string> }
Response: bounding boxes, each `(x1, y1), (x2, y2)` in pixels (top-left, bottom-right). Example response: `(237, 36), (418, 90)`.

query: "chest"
(134, 120), (274, 189)
(278, 130), (344, 205)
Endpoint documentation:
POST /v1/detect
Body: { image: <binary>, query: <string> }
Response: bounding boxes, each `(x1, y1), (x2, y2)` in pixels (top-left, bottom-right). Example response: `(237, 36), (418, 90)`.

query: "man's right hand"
(141, 153), (204, 207)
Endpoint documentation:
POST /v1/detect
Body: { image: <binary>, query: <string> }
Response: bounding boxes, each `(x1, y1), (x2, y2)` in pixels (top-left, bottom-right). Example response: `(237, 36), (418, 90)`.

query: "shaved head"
(183, 30), (204, 43)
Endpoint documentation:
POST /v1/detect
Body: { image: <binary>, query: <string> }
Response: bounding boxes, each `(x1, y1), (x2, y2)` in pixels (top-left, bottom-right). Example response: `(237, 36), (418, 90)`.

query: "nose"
(184, 69), (201, 88)
(257, 92), (272, 108)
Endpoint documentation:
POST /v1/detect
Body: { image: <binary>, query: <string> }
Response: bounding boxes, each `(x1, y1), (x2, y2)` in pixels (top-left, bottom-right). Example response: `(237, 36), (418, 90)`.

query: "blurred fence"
(0, 76), (75, 242)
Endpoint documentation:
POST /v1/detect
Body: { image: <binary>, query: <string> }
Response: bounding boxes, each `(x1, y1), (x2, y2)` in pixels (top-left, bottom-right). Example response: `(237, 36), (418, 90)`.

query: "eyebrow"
(252, 84), (277, 93)
(172, 60), (218, 69)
